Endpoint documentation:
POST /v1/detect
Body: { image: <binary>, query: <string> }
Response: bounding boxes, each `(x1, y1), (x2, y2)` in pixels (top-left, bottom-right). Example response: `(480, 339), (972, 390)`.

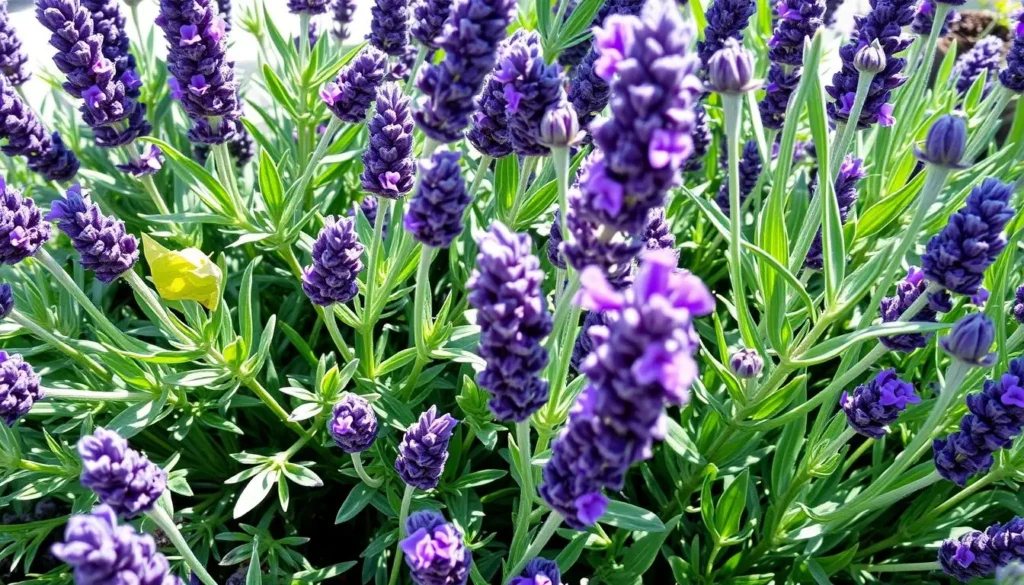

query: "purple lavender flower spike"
(405, 150), (471, 248)
(46, 185), (139, 283)
(760, 65), (801, 130)
(1000, 9), (1024, 93)
(911, 0), (958, 35)
(0, 0), (31, 85)
(940, 313), (996, 366)
(557, 0), (644, 70)
(468, 222), (553, 421)
(840, 369), (919, 438)
(0, 79), (80, 181)
(922, 178), (1014, 296)
(361, 82), (414, 198)
(715, 140), (762, 216)
(321, 46), (389, 123)
(954, 36), (1003, 97)
(939, 526), (999, 581)
(541, 251), (714, 529)
(0, 283), (13, 319)
(78, 428), (167, 517)
(394, 406), (458, 490)
(467, 30), (526, 157)
(401, 509), (472, 585)
(825, 0), (915, 128)
(805, 155), (865, 270)
(333, 0), (356, 40)
(686, 103), (711, 171)
(82, 0), (139, 99)
(547, 212), (565, 269)
(414, 0), (516, 143)
(759, 0), (824, 129)
(490, 30), (564, 156)
(697, 0), (756, 73)
(509, 558), (561, 585)
(289, 0), (329, 13)
(1014, 286), (1024, 324)
(568, 48), (610, 131)
(0, 177), (52, 265)
(155, 0), (239, 144)
(216, 0), (231, 31)
(570, 310), (604, 372)
(36, 0), (152, 147)
(935, 357), (1024, 486)
(329, 394), (379, 453)
(52, 505), (181, 585)
(115, 144), (164, 177)
(0, 351), (42, 426)
(369, 0), (409, 56)
(643, 207), (675, 253)
(879, 267), (938, 352)
(411, 0), (452, 48)
(302, 216), (365, 306)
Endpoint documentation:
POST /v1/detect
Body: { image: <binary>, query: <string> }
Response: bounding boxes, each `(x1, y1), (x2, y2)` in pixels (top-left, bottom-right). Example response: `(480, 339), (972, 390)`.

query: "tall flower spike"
(686, 103), (711, 171)
(805, 156), (865, 270)
(52, 505), (182, 585)
(567, 48), (611, 131)
(911, 0), (957, 35)
(840, 369), (919, 438)
(155, 0), (239, 144)
(825, 0), (915, 128)
(36, 0), (152, 147)
(413, 0), (516, 143)
(1000, 8), (1024, 93)
(879, 267), (938, 352)
(361, 82), (414, 198)
(216, 0), (231, 30)
(78, 428), (167, 517)
(644, 207), (675, 253)
(329, 394), (379, 453)
(411, 0), (452, 48)
(715, 140), (761, 216)
(394, 406), (458, 490)
(46, 185), (139, 283)
(0, 351), (42, 426)
(922, 178), (1014, 296)
(540, 251), (715, 529)
(0, 177), (52, 265)
(509, 558), (561, 585)
(302, 215), (365, 306)
(494, 30), (565, 155)
(289, 0), (330, 13)
(938, 523), (1001, 581)
(467, 222), (553, 422)
(954, 36), (1004, 97)
(697, 0), (756, 72)
(321, 46), (389, 123)
(332, 0), (355, 40)
(404, 149), (471, 248)
(369, 0), (409, 56)
(401, 510), (472, 585)
(0, 0), (31, 85)
(467, 30), (526, 158)
(0, 74), (80, 181)
(82, 0), (138, 97)
(759, 0), (825, 129)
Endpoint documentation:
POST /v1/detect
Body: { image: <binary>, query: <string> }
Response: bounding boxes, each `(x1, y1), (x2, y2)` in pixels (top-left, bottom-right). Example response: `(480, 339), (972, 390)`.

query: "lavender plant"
(2, 0), (1024, 584)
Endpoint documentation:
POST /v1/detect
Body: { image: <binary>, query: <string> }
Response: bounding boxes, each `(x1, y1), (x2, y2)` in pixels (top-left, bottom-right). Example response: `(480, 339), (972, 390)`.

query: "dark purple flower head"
(115, 144), (164, 177)
(825, 0), (915, 128)
(401, 510), (472, 585)
(0, 76), (80, 181)
(547, 212), (566, 269)
(730, 348), (763, 378)
(332, 0), (356, 40)
(52, 505), (181, 585)
(0, 177), (52, 265)
(768, 0), (825, 66)
(395, 406), (458, 490)
(567, 48), (610, 132)
(570, 310), (605, 372)
(0, 350), (42, 426)
(0, 282), (12, 319)
(643, 207), (675, 253)
(468, 222), (553, 421)
(81, 0), (140, 100)
(467, 30), (532, 157)
(46, 184), (139, 283)
(0, 0), (31, 85)
(362, 82), (414, 198)
(1000, 9), (1024, 93)
(302, 215), (365, 306)
(955, 36), (1003, 96)
(404, 149), (471, 248)
(697, 0), (756, 71)
(413, 0), (516, 142)
(840, 368), (919, 438)
(329, 394), (378, 453)
(915, 113), (968, 168)
(686, 103), (711, 171)
(941, 313), (996, 366)
(78, 428), (167, 517)
(911, 0), (958, 35)
(369, 0), (409, 55)
(289, 0), (329, 13)
(759, 64), (800, 130)
(509, 558), (561, 585)
(939, 527), (999, 581)
(493, 30), (565, 156)
(1014, 285), (1024, 324)
(412, 0), (452, 48)
(321, 46), (389, 123)
(879, 267), (938, 352)
(541, 251), (714, 529)
(706, 38), (759, 94)
(805, 155), (865, 270)
(715, 140), (762, 216)
(922, 178), (1014, 296)
(935, 357), (1024, 486)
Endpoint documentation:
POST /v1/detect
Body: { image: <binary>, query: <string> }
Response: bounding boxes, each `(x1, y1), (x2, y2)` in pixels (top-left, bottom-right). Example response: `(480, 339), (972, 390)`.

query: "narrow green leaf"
(793, 321), (952, 366)
(599, 500), (666, 533)
(555, 0), (605, 51)
(714, 469), (749, 539)
(258, 150), (285, 223)
(336, 484), (375, 524)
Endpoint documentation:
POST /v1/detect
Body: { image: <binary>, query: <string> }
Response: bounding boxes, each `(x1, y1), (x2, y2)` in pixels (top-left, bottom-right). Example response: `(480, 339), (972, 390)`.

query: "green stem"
(830, 72), (876, 174)
(294, 117), (344, 213)
(212, 142), (247, 225)
(18, 459), (68, 475)
(404, 47), (428, 95)
(505, 512), (563, 582)
(551, 147), (570, 242)
(351, 453), (382, 488)
(44, 388), (151, 402)
(722, 94), (755, 349)
(412, 247), (434, 360)
(508, 157), (539, 227)
(123, 270), (196, 346)
(10, 310), (109, 379)
(467, 155), (493, 200)
(147, 503), (218, 585)
(322, 306), (356, 363)
(854, 562), (941, 573)
(388, 485), (416, 585)
(508, 420), (535, 572)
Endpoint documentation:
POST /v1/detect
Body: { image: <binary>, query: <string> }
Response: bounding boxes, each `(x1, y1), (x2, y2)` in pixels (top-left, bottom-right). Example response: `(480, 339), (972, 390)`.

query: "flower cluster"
(395, 406), (458, 490)
(878, 267), (939, 353)
(412, 0), (452, 49)
(329, 394), (379, 453)
(805, 156), (866, 270)
(302, 216), (365, 306)
(714, 140), (762, 216)
(332, 0), (356, 40)
(362, 82), (415, 198)
(0, 76), (80, 182)
(759, 0), (825, 128)
(1001, 8), (1024, 93)
(0, 350), (42, 426)
(0, 177), (53, 265)
(47, 185), (139, 283)
(321, 47), (389, 123)
(494, 30), (564, 156)
(955, 37), (1004, 97)
(940, 517), (1024, 581)
(78, 428), (167, 518)
(405, 150), (471, 248)
(0, 0), (30, 85)
(401, 509), (472, 585)
(509, 558), (561, 585)
(841, 369), (918, 438)
(697, 0), (756, 71)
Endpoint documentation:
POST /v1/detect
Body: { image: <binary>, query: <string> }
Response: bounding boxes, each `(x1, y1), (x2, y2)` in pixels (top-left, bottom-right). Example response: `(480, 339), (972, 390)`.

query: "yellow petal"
(142, 234), (223, 311)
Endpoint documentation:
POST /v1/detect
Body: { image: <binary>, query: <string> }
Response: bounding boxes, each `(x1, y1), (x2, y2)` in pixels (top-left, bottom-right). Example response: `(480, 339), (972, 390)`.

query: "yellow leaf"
(142, 234), (223, 311)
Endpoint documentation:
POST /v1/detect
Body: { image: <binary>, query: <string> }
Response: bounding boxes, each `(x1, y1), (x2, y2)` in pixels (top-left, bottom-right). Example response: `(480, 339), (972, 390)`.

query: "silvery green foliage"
(3, 0), (1024, 584)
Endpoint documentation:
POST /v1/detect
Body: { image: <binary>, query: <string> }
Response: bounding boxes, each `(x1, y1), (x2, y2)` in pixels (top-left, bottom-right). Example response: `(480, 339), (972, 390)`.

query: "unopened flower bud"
(539, 101), (581, 148)
(729, 348), (763, 378)
(940, 313), (996, 367)
(915, 113), (969, 168)
(854, 40), (887, 74)
(706, 39), (759, 94)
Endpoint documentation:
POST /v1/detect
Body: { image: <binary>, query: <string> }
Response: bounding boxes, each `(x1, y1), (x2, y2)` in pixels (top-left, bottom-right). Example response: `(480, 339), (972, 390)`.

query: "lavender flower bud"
(321, 47), (389, 123)
(394, 406), (458, 490)
(879, 267), (938, 353)
(922, 178), (1014, 296)
(468, 222), (553, 421)
(0, 177), (52, 265)
(332, 0), (356, 41)
(0, 0), (31, 85)
(400, 510), (472, 585)
(362, 82), (415, 198)
(939, 525), (999, 581)
(1014, 285), (1024, 324)
(954, 36), (1003, 97)
(116, 144), (164, 178)
(46, 185), (139, 283)
(52, 505), (181, 585)
(971, 287), (990, 308)
(301, 216), (365, 306)
(78, 428), (167, 517)
(509, 558), (561, 585)
(0, 282), (12, 319)
(706, 38), (759, 94)
(0, 351), (42, 426)
(1000, 10), (1024, 93)
(940, 313), (996, 367)
(539, 100), (580, 147)
(494, 30), (565, 155)
(729, 348), (763, 378)
(404, 149), (471, 248)
(840, 369), (919, 438)
(328, 394), (378, 453)
(369, 0), (409, 56)
(915, 113), (968, 168)
(697, 0), (756, 71)
(0, 76), (80, 181)
(853, 40), (887, 74)
(411, 0), (452, 48)
(288, 0), (329, 14)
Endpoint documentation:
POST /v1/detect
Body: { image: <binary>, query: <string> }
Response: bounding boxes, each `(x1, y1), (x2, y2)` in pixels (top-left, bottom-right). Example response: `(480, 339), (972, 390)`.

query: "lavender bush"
(1, 0), (1024, 583)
